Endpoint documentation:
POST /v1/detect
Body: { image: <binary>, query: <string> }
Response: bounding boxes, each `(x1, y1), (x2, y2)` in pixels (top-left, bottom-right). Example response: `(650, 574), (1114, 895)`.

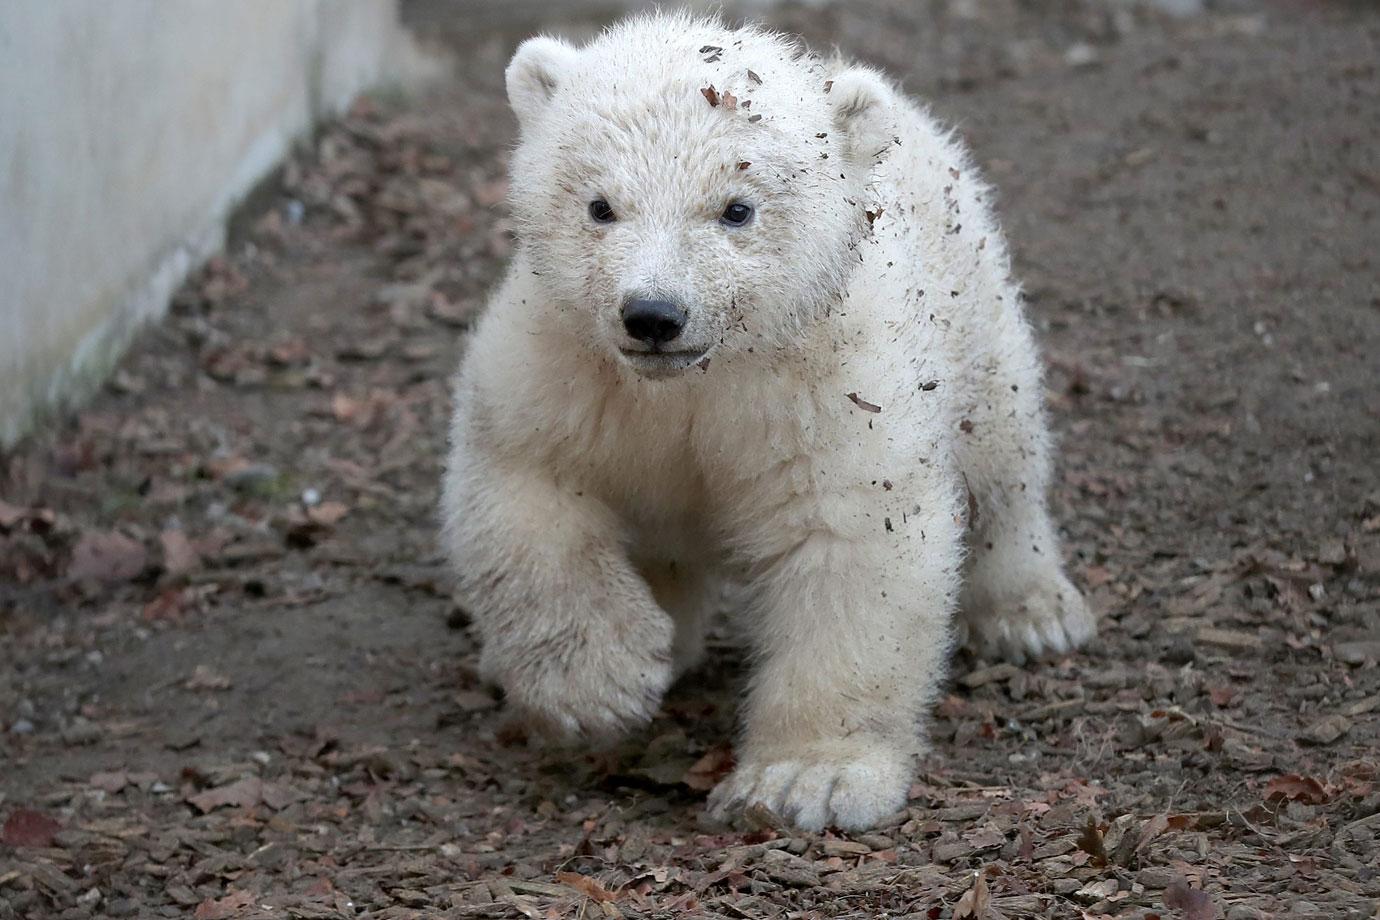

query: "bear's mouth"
(617, 347), (710, 378)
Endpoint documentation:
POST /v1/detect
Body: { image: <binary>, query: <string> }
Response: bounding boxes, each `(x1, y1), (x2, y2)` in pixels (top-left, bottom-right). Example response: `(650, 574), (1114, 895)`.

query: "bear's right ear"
(827, 66), (896, 170)
(506, 36), (579, 130)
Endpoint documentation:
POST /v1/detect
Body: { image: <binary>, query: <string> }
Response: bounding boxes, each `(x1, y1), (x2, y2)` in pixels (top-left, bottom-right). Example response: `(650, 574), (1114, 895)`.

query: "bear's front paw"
(484, 617), (674, 746)
(706, 745), (913, 832)
(964, 572), (1096, 665)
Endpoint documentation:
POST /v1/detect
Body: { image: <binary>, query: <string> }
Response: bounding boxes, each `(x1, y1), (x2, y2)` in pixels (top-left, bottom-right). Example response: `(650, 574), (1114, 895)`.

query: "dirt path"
(2, 2), (1378, 917)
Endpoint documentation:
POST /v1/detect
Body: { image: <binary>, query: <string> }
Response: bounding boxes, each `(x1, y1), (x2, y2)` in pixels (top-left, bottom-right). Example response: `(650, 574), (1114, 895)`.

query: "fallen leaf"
(194, 889), (256, 919)
(1076, 817), (1109, 866)
(722, 91), (738, 110)
(1163, 880), (1215, 920)
(953, 871), (990, 918)
(0, 500), (25, 529)
(69, 531), (147, 583)
(260, 781), (304, 811)
(846, 392), (881, 413)
(1298, 713), (1351, 745)
(684, 744), (735, 792)
(1, 808), (62, 848)
(90, 770), (129, 794)
(556, 871), (618, 902)
(306, 501), (349, 526)
(185, 664), (233, 691)
(747, 69), (762, 84)
(701, 85), (720, 107)
(188, 776), (262, 813)
(1264, 774), (1330, 805)
(160, 529), (201, 576)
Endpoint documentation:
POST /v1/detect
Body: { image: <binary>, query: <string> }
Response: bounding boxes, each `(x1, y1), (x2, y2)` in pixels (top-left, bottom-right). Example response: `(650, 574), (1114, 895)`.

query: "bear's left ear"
(506, 36), (580, 131)
(827, 66), (896, 170)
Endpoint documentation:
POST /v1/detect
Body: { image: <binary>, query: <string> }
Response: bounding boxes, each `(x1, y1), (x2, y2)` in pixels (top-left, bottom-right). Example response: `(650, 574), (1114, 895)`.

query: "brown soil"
(2, 2), (1378, 917)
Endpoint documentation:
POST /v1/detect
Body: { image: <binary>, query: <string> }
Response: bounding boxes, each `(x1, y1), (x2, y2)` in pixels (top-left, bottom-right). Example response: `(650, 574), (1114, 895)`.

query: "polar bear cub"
(442, 12), (1096, 831)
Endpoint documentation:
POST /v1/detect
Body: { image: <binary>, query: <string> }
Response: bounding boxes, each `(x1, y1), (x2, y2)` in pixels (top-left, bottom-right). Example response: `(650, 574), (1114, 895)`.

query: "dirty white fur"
(442, 12), (1096, 832)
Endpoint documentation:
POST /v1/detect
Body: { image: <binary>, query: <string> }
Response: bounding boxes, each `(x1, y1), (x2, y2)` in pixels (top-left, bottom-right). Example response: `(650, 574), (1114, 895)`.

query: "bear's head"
(503, 13), (896, 379)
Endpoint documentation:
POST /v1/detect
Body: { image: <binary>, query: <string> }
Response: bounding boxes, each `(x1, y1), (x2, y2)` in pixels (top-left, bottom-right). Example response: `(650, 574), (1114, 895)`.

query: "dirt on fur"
(2, 1), (1378, 917)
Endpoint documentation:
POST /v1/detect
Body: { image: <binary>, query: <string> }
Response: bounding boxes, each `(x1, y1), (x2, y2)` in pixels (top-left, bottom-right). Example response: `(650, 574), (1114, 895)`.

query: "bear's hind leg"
(953, 326), (1096, 664)
(639, 560), (715, 680)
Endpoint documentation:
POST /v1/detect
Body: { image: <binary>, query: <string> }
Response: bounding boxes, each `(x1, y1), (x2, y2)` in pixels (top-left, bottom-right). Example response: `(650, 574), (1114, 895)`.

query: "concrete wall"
(0, 1), (430, 447)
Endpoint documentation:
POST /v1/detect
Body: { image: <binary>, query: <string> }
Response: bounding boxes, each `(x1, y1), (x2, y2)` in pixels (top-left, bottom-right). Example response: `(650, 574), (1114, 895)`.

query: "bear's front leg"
(708, 487), (964, 831)
(443, 452), (674, 744)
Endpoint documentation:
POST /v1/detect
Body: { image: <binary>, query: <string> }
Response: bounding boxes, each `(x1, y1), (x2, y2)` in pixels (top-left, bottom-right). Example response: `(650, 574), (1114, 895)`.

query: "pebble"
(856, 833), (895, 851)
(1137, 867), (1176, 889)
(1335, 639), (1380, 665)
(1226, 905), (1264, 920)
(10, 718), (35, 735)
(225, 463), (279, 492)
(1064, 43), (1100, 68)
(61, 718), (103, 745)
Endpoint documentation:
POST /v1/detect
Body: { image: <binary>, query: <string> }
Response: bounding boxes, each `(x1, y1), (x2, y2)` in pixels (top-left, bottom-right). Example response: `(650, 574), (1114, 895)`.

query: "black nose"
(621, 298), (686, 346)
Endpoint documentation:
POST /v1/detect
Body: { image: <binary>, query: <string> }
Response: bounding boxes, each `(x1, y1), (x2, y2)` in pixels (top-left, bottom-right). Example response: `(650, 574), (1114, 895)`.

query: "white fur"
(442, 12), (1096, 832)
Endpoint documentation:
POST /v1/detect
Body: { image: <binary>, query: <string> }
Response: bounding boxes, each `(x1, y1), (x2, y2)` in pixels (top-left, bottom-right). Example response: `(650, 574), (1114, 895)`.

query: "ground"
(1, 1), (1378, 918)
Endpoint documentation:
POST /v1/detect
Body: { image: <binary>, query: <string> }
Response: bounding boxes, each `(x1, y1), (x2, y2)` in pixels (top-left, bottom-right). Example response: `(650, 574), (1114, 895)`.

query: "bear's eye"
(589, 199), (617, 223)
(720, 202), (754, 227)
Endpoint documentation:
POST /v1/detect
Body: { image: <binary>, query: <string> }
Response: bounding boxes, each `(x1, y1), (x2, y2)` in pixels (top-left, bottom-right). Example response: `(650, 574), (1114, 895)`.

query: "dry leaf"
(846, 392), (882, 413)
(701, 85), (720, 107)
(684, 744), (735, 791)
(188, 776), (262, 813)
(90, 770), (129, 794)
(0, 500), (26, 529)
(160, 529), (201, 576)
(69, 531), (147, 582)
(953, 871), (990, 918)
(1264, 773), (1330, 805)
(1076, 817), (1109, 866)
(555, 871), (618, 902)
(307, 501), (350, 526)
(1, 808), (61, 848)
(1163, 880), (1215, 920)
(194, 890), (256, 919)
(185, 664), (232, 691)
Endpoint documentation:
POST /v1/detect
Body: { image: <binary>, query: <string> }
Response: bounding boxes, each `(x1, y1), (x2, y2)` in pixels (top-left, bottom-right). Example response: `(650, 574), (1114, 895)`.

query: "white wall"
(0, 1), (430, 446)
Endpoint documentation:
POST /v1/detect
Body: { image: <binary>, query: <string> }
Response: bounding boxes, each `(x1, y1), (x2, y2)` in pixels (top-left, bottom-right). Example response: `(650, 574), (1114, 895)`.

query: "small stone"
(1335, 639), (1380, 665)
(959, 663), (1021, 688)
(1227, 905), (1264, 920)
(1137, 867), (1176, 889)
(1064, 43), (1100, 68)
(1162, 633), (1196, 665)
(61, 718), (103, 745)
(224, 462), (280, 493)
(761, 849), (819, 887)
(821, 839), (871, 857)
(1317, 538), (1347, 565)
(10, 718), (35, 735)
(932, 839), (974, 862)
(856, 833), (895, 851)
(1299, 713), (1351, 745)
(1195, 627), (1262, 651)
